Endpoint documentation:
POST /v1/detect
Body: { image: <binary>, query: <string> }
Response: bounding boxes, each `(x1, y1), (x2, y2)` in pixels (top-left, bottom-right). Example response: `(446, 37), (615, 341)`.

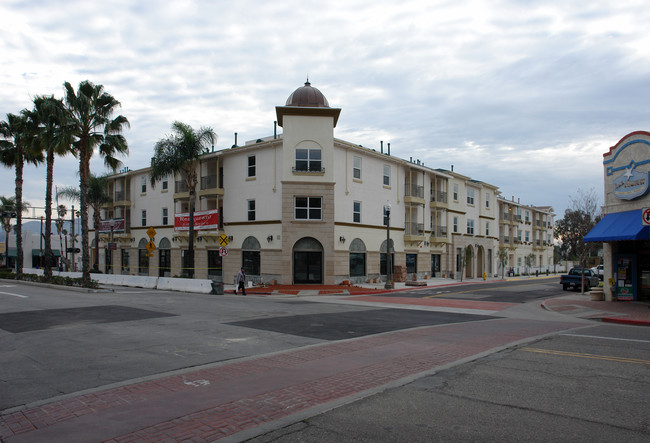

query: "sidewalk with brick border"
(1, 317), (583, 442)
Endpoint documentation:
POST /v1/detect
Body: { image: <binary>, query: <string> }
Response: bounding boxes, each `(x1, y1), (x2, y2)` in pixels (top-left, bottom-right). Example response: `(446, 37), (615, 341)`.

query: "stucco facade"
(89, 82), (555, 284)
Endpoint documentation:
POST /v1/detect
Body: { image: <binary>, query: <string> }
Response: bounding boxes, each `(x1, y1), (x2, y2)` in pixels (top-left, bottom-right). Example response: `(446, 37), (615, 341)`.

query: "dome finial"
(305, 75), (310, 86)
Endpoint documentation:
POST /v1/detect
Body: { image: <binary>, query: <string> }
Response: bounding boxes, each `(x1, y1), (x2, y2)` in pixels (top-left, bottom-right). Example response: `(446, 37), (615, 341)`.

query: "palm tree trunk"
(15, 157), (24, 279)
(44, 149), (54, 280)
(93, 205), (100, 272)
(188, 190), (195, 278)
(79, 151), (91, 286)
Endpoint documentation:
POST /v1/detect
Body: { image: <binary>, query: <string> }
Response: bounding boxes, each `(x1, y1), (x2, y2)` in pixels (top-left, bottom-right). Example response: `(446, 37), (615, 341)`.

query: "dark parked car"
(560, 267), (599, 291)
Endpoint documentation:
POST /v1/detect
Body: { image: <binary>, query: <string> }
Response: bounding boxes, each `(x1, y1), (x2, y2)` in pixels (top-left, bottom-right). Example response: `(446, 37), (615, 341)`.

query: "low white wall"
(23, 268), (216, 294)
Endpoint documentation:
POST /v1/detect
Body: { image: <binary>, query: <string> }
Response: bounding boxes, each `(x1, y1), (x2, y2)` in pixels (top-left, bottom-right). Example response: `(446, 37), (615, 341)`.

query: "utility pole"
(71, 205), (75, 272)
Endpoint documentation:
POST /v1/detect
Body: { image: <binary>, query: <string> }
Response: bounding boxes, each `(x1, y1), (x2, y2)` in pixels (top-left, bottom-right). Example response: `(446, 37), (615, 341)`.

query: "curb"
(601, 317), (650, 327)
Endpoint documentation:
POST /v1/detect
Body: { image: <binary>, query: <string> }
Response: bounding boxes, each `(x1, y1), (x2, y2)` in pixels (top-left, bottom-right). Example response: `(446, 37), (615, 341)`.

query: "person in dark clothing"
(236, 266), (246, 295)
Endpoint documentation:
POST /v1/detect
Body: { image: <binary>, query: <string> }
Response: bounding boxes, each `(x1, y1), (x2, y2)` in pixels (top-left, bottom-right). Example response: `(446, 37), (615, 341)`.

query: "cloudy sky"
(1, 0), (649, 219)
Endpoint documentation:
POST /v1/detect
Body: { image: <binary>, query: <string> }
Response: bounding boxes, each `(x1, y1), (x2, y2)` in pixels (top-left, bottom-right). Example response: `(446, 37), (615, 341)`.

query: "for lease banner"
(174, 209), (219, 231)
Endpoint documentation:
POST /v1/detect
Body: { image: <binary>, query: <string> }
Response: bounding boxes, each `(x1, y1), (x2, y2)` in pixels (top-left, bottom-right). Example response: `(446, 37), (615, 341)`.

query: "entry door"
(294, 251), (323, 284)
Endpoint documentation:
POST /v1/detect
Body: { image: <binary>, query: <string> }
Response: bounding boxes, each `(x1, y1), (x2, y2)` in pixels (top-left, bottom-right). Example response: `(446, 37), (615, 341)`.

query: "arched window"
(137, 238), (149, 275)
(158, 237), (171, 277)
(349, 238), (366, 277)
(242, 236), (260, 276)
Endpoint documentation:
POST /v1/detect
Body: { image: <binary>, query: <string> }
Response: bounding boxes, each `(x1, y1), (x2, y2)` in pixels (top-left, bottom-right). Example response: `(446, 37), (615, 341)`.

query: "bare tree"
(554, 188), (601, 293)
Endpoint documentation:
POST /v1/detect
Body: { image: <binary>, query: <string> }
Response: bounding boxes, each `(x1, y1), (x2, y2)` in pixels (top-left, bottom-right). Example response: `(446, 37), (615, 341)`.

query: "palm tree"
(57, 174), (111, 272)
(28, 95), (70, 279)
(0, 196), (28, 268)
(0, 112), (44, 278)
(150, 121), (216, 278)
(63, 80), (129, 286)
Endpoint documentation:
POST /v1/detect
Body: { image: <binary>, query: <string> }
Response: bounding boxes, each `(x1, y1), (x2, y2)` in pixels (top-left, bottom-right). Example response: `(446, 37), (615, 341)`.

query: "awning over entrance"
(31, 248), (62, 257)
(584, 209), (650, 242)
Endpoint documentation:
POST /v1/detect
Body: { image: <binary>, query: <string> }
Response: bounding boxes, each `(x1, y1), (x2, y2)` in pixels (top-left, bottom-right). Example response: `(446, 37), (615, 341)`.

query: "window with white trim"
(295, 149), (322, 172)
(453, 184), (458, 201)
(141, 210), (147, 226)
(467, 219), (474, 234)
(383, 165), (391, 186)
(248, 155), (256, 177)
(162, 207), (168, 225)
(486, 221), (490, 236)
(353, 156), (361, 180)
(141, 176), (147, 193)
(467, 188), (475, 205)
(247, 199), (255, 221)
(353, 201), (361, 223)
(485, 192), (490, 208)
(453, 216), (458, 233)
(295, 197), (322, 220)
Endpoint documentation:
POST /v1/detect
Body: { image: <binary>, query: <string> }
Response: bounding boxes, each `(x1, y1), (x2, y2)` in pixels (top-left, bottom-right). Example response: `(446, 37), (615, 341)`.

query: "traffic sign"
(108, 242), (117, 250)
(218, 234), (230, 246)
(219, 246), (229, 256)
(147, 227), (157, 238)
(145, 252), (154, 257)
(643, 208), (650, 226)
(146, 240), (156, 253)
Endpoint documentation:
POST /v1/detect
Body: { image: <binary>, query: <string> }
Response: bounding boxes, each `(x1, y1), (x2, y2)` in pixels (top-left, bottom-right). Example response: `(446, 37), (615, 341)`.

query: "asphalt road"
(1, 278), (648, 442)
(250, 323), (650, 442)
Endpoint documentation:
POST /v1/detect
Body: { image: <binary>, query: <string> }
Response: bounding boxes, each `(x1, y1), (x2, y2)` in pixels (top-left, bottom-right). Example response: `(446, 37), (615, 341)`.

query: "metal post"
(385, 204), (392, 289)
(71, 205), (75, 272)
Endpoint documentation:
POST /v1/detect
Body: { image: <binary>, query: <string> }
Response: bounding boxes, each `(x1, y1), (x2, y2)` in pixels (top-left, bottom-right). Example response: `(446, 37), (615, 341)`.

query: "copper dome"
(285, 80), (330, 108)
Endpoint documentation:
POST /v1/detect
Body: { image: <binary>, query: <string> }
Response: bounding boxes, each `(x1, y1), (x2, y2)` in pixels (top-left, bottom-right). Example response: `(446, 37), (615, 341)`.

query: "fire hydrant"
(483, 272), (487, 280)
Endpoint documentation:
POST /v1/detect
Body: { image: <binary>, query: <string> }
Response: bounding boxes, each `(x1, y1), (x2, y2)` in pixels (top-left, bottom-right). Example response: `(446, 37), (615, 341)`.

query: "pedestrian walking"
(236, 266), (246, 295)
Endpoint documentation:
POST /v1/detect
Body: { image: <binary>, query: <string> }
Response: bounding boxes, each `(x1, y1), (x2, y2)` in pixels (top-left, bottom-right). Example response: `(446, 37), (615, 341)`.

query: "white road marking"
(561, 333), (650, 344)
(0, 290), (28, 298)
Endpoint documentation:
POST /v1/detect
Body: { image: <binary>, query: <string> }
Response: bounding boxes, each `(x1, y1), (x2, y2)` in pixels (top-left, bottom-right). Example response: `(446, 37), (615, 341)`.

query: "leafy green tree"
(0, 112), (44, 278)
(57, 174), (111, 272)
(63, 80), (129, 286)
(0, 196), (30, 268)
(28, 95), (70, 279)
(150, 121), (216, 277)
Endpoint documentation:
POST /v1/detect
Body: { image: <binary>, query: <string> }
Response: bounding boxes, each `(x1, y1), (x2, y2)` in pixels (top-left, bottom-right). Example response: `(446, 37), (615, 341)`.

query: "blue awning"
(584, 209), (650, 242)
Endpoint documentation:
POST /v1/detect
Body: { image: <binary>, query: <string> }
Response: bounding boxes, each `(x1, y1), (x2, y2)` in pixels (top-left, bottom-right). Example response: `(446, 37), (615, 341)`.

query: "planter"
(589, 288), (605, 301)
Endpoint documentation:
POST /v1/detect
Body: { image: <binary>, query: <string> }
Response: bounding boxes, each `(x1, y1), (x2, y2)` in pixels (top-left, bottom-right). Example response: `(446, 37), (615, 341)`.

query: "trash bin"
(211, 280), (224, 295)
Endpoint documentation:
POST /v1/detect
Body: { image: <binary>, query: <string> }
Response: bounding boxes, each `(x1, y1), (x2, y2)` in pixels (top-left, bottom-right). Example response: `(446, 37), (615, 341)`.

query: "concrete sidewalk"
(541, 294), (650, 326)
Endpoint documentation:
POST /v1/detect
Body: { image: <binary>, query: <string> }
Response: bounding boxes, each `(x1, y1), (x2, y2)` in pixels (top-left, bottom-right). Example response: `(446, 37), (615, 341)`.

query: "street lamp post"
(384, 203), (393, 289)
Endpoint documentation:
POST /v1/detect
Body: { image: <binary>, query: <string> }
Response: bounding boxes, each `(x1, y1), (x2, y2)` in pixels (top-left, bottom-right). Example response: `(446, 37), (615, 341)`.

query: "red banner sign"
(99, 219), (125, 233)
(174, 209), (219, 231)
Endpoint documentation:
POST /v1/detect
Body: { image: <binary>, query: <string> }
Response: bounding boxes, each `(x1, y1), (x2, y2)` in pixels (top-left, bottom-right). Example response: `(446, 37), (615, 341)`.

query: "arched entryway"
(242, 236), (261, 278)
(465, 245), (474, 279)
(476, 245), (484, 278)
(293, 237), (323, 284)
(137, 238), (149, 275)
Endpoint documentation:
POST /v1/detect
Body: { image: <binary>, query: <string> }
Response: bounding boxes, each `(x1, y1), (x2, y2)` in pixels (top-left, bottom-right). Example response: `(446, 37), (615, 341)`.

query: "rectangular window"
(162, 176), (168, 190)
(353, 156), (361, 180)
(383, 165), (390, 186)
(525, 211), (530, 222)
(453, 184), (458, 201)
(467, 219), (474, 234)
(525, 231), (530, 242)
(295, 197), (322, 220)
(486, 221), (490, 236)
(453, 216), (458, 233)
(248, 155), (256, 177)
(485, 192), (490, 208)
(162, 208), (168, 225)
(467, 189), (475, 205)
(295, 148), (322, 172)
(353, 201), (361, 223)
(141, 210), (147, 226)
(141, 176), (147, 193)
(247, 199), (256, 221)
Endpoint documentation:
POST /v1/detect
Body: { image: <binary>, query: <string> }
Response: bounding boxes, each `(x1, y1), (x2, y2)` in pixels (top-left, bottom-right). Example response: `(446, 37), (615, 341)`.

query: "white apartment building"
(90, 81), (555, 284)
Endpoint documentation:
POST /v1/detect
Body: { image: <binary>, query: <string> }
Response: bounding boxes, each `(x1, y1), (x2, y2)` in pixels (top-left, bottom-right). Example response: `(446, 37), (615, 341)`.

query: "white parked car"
(590, 265), (604, 280)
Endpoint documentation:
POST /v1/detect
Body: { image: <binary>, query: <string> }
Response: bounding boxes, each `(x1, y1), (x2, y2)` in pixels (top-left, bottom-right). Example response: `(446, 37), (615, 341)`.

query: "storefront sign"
(174, 209), (219, 231)
(612, 168), (650, 200)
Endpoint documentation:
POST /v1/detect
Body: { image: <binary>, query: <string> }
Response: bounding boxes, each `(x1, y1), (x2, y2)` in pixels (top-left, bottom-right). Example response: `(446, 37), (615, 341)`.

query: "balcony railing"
(200, 174), (218, 190)
(431, 225), (447, 238)
(175, 181), (189, 193)
(405, 222), (425, 236)
(431, 191), (448, 203)
(405, 183), (424, 199)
